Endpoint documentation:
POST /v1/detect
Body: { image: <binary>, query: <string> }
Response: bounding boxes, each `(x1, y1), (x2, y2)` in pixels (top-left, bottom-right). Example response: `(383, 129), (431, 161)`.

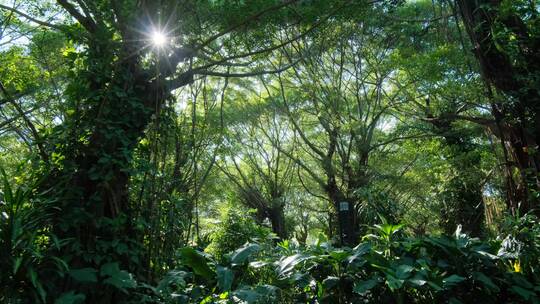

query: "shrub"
(0, 169), (66, 303)
(205, 206), (273, 262)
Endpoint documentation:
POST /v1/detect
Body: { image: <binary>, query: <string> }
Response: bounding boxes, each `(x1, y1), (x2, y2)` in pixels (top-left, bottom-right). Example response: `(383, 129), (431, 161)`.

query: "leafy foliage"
(205, 207), (273, 262)
(0, 169), (65, 303)
(152, 221), (540, 303)
(1, 0), (540, 303)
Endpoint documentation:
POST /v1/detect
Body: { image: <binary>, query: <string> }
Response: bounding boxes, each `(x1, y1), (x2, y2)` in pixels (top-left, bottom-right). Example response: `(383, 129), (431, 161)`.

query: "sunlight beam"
(151, 30), (167, 47)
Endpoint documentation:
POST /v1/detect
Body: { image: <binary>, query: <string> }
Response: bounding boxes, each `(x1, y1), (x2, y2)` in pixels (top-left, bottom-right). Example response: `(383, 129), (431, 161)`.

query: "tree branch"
(195, 60), (299, 78)
(0, 4), (62, 30)
(0, 81), (48, 162)
(194, 0), (300, 52)
(56, 0), (97, 33)
(167, 60), (299, 91)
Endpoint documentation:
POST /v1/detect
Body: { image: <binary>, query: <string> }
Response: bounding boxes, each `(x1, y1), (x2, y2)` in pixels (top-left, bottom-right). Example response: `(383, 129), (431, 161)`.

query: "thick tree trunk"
(46, 37), (179, 300)
(239, 187), (289, 238)
(268, 205), (287, 239)
(326, 180), (357, 246)
(457, 0), (540, 214)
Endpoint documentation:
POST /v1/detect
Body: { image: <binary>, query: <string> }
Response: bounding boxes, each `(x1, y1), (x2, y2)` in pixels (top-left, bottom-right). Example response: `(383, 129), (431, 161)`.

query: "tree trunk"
(457, 0), (540, 214)
(326, 179), (357, 246)
(268, 205), (287, 239)
(46, 37), (180, 300)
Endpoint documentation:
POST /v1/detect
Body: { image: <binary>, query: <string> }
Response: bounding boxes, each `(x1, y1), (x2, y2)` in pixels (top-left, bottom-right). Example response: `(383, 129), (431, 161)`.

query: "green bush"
(0, 169), (66, 303)
(205, 206), (273, 262)
(498, 213), (540, 276)
(153, 221), (540, 304)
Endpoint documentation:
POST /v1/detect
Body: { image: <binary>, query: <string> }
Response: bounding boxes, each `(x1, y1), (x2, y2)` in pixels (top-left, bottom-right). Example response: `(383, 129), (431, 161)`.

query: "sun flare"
(151, 31), (167, 47)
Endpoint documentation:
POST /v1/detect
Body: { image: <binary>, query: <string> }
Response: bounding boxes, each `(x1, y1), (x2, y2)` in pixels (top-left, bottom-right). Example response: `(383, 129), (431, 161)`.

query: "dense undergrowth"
(2, 170), (540, 304)
(136, 217), (540, 304)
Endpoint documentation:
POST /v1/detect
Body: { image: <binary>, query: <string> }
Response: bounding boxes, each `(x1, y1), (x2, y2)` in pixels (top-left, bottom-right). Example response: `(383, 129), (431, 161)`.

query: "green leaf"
(348, 243), (371, 265)
(426, 281), (443, 291)
(157, 270), (189, 292)
(276, 253), (308, 277)
(13, 257), (23, 274)
(51, 257), (69, 274)
(179, 247), (215, 280)
(510, 286), (535, 300)
(100, 262), (119, 277)
(69, 268), (98, 283)
(329, 250), (350, 262)
(217, 266), (233, 292)
(448, 297), (464, 304)
(29, 267), (47, 303)
(291, 272), (311, 289)
(473, 272), (499, 293)
(353, 279), (378, 295)
(376, 223), (404, 236)
(510, 274), (534, 289)
(249, 261), (269, 268)
(323, 276), (340, 290)
(231, 243), (261, 265)
(443, 274), (466, 287)
(54, 291), (86, 304)
(233, 288), (261, 303)
(408, 270), (427, 287)
(100, 263), (136, 292)
(409, 277), (427, 287)
(474, 250), (498, 260)
(255, 285), (278, 297)
(386, 274), (404, 291)
(317, 281), (324, 298)
(103, 273), (136, 291)
(395, 264), (414, 279)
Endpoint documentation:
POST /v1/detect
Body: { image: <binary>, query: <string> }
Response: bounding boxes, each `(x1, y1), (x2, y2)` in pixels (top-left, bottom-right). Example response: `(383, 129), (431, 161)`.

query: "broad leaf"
(386, 274), (404, 291)
(510, 285), (536, 300)
(179, 247), (215, 280)
(217, 266), (233, 291)
(231, 243), (261, 265)
(276, 253), (308, 277)
(443, 274), (466, 287)
(322, 276), (340, 290)
(473, 272), (499, 293)
(353, 279), (378, 295)
(395, 264), (414, 279)
(100, 263), (136, 291)
(54, 291), (86, 304)
(69, 268), (98, 283)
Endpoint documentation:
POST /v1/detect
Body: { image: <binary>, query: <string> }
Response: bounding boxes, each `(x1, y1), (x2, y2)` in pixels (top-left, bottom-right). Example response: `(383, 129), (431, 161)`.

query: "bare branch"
(193, 9), (331, 72)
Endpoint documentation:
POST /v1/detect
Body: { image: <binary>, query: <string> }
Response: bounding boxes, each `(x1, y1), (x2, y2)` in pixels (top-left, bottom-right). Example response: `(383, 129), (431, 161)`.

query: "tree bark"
(268, 205), (287, 239)
(456, 0), (540, 214)
(46, 34), (181, 299)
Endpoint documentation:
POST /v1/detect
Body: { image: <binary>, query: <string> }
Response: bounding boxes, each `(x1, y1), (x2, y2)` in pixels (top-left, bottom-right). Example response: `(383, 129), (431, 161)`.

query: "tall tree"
(219, 103), (295, 239)
(456, 0), (540, 213)
(263, 20), (411, 245)
(221, 128), (292, 238)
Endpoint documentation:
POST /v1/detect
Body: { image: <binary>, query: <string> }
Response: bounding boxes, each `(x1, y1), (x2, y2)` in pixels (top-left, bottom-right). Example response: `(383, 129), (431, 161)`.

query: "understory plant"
(0, 169), (66, 303)
(151, 219), (540, 304)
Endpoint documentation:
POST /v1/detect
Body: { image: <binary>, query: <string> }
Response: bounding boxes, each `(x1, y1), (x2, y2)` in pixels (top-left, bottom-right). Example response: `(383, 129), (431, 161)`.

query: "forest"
(0, 0), (539, 303)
